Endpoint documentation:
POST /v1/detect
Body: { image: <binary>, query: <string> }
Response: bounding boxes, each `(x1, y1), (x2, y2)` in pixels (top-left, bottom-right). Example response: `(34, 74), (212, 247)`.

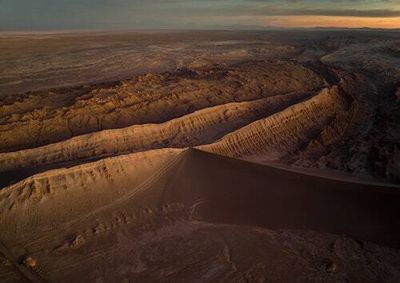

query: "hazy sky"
(0, 0), (399, 31)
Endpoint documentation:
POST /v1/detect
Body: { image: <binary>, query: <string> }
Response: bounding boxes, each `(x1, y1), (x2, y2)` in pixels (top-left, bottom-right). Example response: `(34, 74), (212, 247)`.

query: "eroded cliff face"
(0, 59), (397, 183)
(1, 31), (399, 185)
(0, 91), (313, 172)
(0, 60), (364, 234)
(3, 66), (386, 185)
(1, 32), (400, 283)
(0, 61), (323, 153)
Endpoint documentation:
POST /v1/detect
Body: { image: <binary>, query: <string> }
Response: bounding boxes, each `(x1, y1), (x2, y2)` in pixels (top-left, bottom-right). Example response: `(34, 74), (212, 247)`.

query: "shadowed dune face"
(1, 149), (400, 282)
(1, 31), (399, 182)
(1, 30), (400, 282)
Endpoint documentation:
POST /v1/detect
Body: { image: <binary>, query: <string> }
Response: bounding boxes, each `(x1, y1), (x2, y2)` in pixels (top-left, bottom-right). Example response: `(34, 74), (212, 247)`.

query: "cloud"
(249, 8), (400, 18)
(0, 0), (399, 30)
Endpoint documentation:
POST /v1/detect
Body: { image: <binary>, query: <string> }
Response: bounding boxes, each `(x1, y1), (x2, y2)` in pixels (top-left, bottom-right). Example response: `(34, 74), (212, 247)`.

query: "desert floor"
(1, 30), (400, 282)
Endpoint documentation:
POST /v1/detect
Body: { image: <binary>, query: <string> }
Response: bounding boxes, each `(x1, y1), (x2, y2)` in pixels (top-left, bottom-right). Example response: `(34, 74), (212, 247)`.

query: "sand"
(1, 149), (400, 282)
(1, 30), (400, 282)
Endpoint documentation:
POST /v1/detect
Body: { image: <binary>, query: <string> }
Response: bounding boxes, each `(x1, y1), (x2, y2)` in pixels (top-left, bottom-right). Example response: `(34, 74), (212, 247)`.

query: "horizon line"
(1, 26), (399, 35)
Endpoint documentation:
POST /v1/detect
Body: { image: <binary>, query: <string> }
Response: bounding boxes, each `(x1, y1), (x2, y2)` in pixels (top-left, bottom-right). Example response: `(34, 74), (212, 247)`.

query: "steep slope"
(0, 148), (182, 231)
(0, 149), (400, 282)
(200, 87), (344, 161)
(0, 61), (324, 152)
(0, 68), (382, 187)
(199, 71), (378, 170)
(0, 91), (312, 173)
(2, 31), (400, 282)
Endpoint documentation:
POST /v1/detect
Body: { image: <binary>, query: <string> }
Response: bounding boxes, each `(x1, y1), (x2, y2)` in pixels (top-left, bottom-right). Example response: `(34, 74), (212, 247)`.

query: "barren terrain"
(1, 30), (400, 282)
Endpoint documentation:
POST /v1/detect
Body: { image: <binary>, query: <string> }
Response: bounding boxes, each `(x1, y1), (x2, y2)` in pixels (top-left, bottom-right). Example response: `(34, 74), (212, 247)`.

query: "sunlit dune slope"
(1, 149), (400, 282)
(1, 148), (400, 245)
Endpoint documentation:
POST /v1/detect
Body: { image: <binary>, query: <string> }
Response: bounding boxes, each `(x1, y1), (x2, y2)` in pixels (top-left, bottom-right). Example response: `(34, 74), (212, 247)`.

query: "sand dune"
(1, 149), (399, 282)
(1, 31), (400, 282)
(0, 148), (182, 230)
(0, 67), (377, 181)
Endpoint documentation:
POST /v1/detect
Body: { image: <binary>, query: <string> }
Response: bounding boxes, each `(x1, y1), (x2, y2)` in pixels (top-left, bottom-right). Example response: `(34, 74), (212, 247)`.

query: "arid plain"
(1, 30), (400, 282)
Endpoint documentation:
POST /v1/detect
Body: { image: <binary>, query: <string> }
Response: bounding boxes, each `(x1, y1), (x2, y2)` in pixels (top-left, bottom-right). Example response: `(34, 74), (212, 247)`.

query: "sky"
(0, 0), (399, 31)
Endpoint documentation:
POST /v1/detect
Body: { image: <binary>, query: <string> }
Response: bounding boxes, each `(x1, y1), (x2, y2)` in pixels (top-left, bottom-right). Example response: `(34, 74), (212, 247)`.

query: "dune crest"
(1, 31), (400, 282)
(1, 149), (400, 282)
